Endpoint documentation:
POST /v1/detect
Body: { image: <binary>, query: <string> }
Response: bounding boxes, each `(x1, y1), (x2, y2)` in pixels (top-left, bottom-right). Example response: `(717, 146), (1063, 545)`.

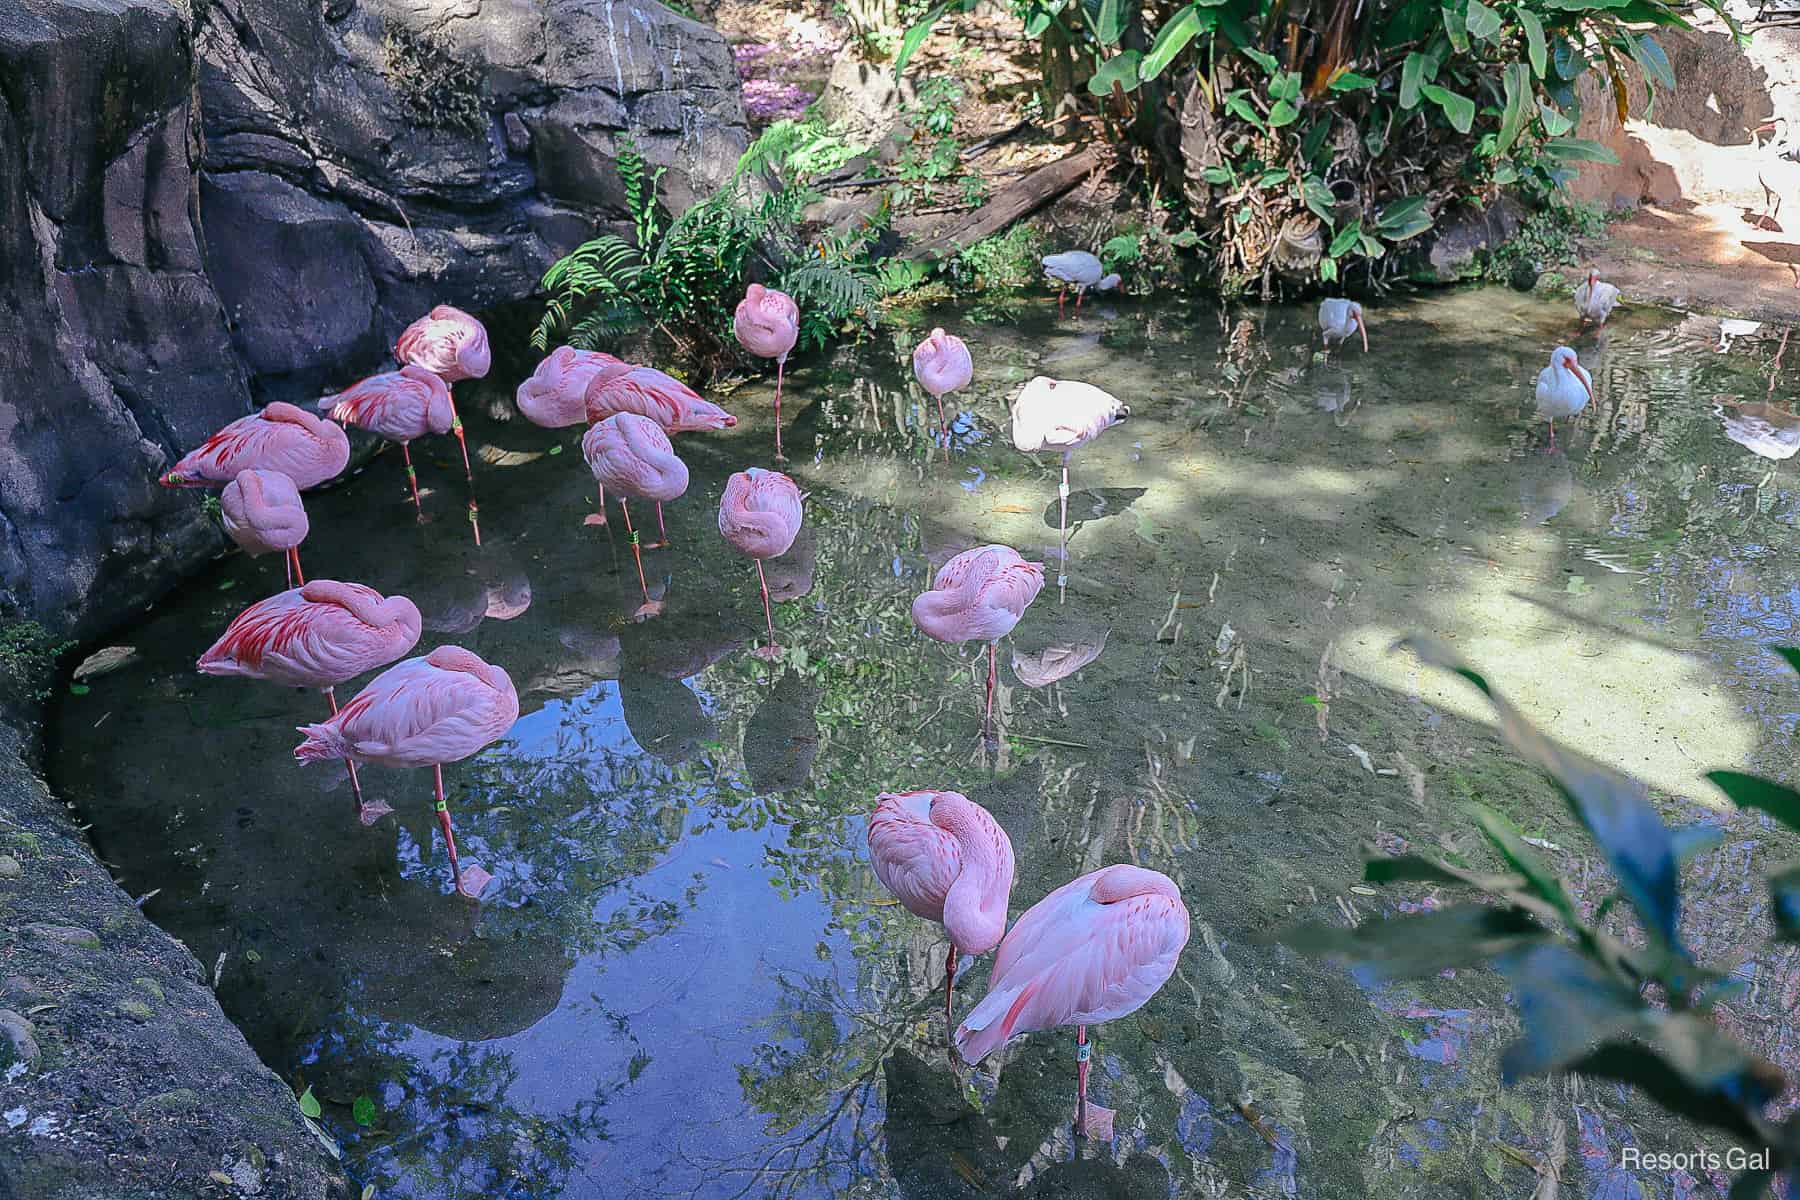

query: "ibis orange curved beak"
(1356, 313), (1369, 353)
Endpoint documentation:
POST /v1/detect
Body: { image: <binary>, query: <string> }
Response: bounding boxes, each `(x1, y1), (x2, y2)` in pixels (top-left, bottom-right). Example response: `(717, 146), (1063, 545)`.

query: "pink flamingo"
(295, 646), (518, 898)
(219, 469), (309, 589)
(395, 305), (489, 545)
(717, 468), (803, 659)
(868, 789), (1015, 1040)
(198, 580), (423, 824)
(585, 359), (736, 546)
(320, 365), (455, 518)
(1010, 377), (1130, 596)
(912, 328), (973, 448)
(733, 284), (800, 462)
(912, 545), (1044, 739)
(955, 864), (1189, 1140)
(161, 403), (350, 490)
(516, 347), (626, 429)
(582, 413), (689, 620)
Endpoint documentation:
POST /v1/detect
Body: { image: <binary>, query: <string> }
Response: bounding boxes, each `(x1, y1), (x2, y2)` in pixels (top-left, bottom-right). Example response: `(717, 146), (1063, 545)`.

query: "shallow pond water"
(50, 290), (1800, 1199)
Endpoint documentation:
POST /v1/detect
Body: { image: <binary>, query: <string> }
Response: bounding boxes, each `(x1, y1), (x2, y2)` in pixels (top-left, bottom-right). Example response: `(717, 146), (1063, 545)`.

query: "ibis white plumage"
(1317, 299), (1368, 353)
(1534, 346), (1592, 448)
(1042, 251), (1121, 314)
(1573, 270), (1621, 325)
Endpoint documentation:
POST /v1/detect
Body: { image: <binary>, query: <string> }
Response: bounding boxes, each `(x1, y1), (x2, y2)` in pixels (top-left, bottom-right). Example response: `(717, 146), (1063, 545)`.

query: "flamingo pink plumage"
(321, 365), (456, 518)
(161, 403), (350, 490)
(1010, 377), (1131, 597)
(912, 328), (974, 448)
(955, 864), (1189, 1139)
(516, 347), (626, 429)
(717, 468), (803, 659)
(733, 284), (800, 461)
(868, 790), (1015, 1040)
(912, 544), (1044, 739)
(219, 469), (310, 589)
(583, 413), (690, 620)
(198, 580), (423, 823)
(294, 645), (518, 898)
(583, 360), (738, 433)
(395, 305), (489, 545)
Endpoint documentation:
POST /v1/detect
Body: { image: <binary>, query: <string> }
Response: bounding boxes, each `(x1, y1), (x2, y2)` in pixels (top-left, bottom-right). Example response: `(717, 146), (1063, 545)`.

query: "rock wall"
(0, 0), (748, 641)
(0, 0), (252, 643)
(196, 0), (750, 403)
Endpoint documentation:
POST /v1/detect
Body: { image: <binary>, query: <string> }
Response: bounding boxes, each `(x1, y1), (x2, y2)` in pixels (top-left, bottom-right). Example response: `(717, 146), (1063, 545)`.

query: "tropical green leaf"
(1375, 195), (1433, 240)
(1541, 136), (1619, 163)
(1267, 98), (1300, 127)
(1319, 256), (1338, 282)
(1329, 222), (1363, 257)
(352, 1095), (376, 1127)
(1771, 645), (1800, 675)
(895, 0), (958, 74)
(1400, 51), (1438, 108)
(1538, 102), (1575, 135)
(1301, 119), (1332, 166)
(1630, 32), (1675, 91)
(1707, 771), (1800, 834)
(1269, 69), (1302, 102)
(1141, 6), (1207, 80)
(1468, 802), (1577, 923)
(1421, 83), (1476, 132)
(1240, 45), (1280, 74)
(1329, 70), (1378, 91)
(1225, 90), (1266, 129)
(1087, 50), (1142, 95)
(1518, 7), (1547, 77)
(1282, 904), (1548, 980)
(1496, 61), (1531, 155)
(1094, 0), (1128, 44)
(298, 1085), (321, 1118)
(1465, 0), (1503, 39)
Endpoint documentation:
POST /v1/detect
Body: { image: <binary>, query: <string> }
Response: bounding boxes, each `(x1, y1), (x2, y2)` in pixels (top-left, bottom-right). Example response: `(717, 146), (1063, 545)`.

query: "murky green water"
(50, 291), (1800, 1199)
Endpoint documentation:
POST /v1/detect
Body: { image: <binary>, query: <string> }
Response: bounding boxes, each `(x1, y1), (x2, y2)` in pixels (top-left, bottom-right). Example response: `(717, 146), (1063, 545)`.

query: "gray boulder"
(0, 0), (246, 640)
(196, 0), (750, 399)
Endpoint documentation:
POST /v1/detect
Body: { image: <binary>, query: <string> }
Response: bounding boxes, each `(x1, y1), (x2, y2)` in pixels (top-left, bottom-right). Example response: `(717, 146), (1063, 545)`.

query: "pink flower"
(734, 284), (800, 362)
(912, 328), (973, 398)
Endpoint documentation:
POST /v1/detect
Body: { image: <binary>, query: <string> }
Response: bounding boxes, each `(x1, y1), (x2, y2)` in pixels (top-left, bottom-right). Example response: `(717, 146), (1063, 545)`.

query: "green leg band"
(434, 799), (448, 813)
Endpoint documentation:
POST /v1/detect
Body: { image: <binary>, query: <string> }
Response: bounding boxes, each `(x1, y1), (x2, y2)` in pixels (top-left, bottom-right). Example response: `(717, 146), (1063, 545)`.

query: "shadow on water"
(47, 291), (1800, 1197)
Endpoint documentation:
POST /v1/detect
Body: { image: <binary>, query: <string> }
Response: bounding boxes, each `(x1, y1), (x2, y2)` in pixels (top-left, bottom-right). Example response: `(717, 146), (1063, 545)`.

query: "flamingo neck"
(936, 802), (1007, 951)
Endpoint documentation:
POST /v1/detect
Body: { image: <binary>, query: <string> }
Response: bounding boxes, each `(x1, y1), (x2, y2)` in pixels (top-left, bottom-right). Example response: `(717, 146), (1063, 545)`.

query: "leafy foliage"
(1482, 200), (1606, 283)
(1282, 641), (1800, 1194)
(0, 621), (71, 704)
(534, 135), (888, 365)
(898, 0), (1738, 290)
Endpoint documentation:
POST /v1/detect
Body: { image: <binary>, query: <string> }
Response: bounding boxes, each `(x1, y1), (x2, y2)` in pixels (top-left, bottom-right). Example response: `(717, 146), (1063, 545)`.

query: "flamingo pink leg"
(445, 393), (481, 547)
(434, 764), (482, 899)
(1057, 287), (1066, 315)
(400, 442), (424, 518)
(774, 356), (788, 463)
(643, 501), (670, 552)
(754, 558), (780, 660)
(983, 641), (997, 739)
(619, 500), (661, 620)
(1058, 454), (1072, 599)
(944, 944), (958, 1044)
(1077, 1025), (1091, 1132)
(290, 547), (306, 587)
(1076, 289), (1084, 311)
(284, 551), (292, 590)
(584, 484), (607, 528)
(325, 688), (367, 816)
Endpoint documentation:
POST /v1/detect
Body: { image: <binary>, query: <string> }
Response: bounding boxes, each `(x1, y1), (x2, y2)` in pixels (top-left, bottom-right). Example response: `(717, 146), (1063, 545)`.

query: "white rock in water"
(72, 645), (136, 681)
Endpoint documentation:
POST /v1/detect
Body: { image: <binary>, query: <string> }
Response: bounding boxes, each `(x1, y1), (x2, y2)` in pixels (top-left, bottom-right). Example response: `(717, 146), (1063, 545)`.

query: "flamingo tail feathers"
(294, 720), (350, 765)
(954, 979), (1037, 1065)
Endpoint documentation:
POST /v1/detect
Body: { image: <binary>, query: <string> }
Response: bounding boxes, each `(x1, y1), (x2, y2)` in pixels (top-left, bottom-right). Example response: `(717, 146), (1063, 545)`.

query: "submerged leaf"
(1282, 903), (1547, 979)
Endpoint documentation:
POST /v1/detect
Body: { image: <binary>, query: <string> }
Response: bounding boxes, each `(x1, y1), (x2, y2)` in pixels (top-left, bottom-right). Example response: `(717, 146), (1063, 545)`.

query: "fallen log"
(904, 145), (1107, 260)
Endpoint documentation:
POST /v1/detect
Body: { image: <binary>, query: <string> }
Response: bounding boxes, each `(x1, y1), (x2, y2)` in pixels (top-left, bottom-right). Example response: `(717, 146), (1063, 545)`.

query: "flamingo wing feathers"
(868, 794), (959, 924)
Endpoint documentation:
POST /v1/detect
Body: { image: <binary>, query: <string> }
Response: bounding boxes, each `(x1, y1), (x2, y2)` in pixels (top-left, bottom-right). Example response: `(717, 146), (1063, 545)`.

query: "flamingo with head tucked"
(734, 285), (800, 461)
(955, 864), (1189, 1140)
(161, 403), (350, 490)
(321, 365), (455, 519)
(913, 328), (973, 446)
(220, 469), (310, 589)
(585, 359), (736, 547)
(395, 305), (489, 544)
(868, 789), (1015, 1042)
(295, 646), (518, 898)
(198, 580), (422, 823)
(718, 468), (804, 659)
(1534, 346), (1592, 449)
(583, 413), (689, 620)
(1010, 377), (1130, 597)
(1318, 299), (1369, 355)
(912, 544), (1044, 740)
(516, 347), (627, 430)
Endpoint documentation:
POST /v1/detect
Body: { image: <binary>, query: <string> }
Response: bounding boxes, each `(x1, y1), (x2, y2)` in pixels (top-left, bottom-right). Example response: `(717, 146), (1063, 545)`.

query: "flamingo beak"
(1356, 314), (1369, 353)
